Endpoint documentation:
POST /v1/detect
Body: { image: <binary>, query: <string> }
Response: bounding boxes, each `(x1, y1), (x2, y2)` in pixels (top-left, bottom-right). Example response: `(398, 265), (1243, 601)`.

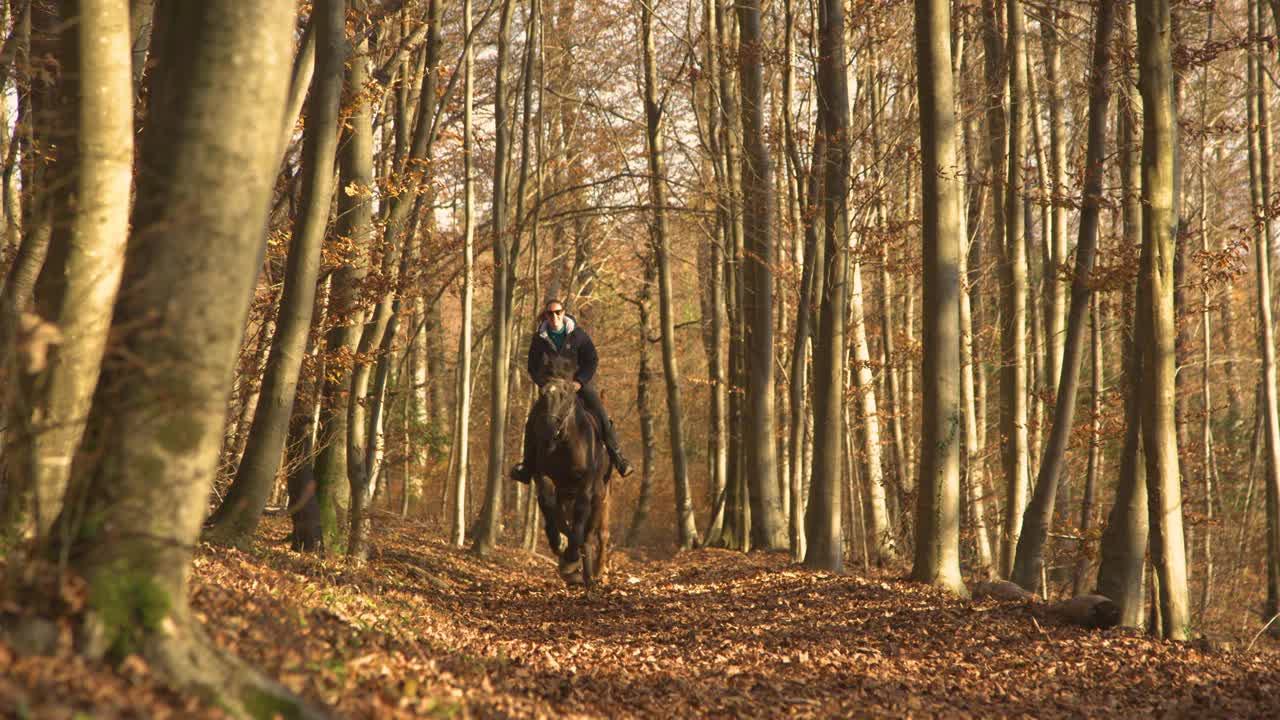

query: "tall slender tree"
(1248, 0), (1280, 621)
(313, 6), (374, 554)
(642, 0), (699, 549)
(473, 0), (519, 556)
(3, 0), (133, 541)
(803, 0), (849, 572)
(911, 0), (968, 596)
(204, 0), (345, 547)
(1011, 0), (1116, 591)
(1000, 0), (1031, 579)
(1136, 0), (1190, 640)
(1096, 0), (1148, 627)
(736, 0), (786, 549)
(452, 0), (477, 548)
(48, 3), (320, 713)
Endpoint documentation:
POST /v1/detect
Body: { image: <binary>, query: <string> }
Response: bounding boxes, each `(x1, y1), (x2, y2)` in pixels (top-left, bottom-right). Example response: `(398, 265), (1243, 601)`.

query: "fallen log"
(969, 580), (1121, 630)
(1044, 594), (1121, 630)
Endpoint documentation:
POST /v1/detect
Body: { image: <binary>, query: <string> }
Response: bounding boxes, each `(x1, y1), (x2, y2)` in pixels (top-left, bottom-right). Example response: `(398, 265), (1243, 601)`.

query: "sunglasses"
(546, 309), (564, 316)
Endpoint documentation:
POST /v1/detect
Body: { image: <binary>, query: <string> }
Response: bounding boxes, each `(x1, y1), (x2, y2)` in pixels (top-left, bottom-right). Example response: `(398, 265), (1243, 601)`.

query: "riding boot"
(603, 420), (634, 477)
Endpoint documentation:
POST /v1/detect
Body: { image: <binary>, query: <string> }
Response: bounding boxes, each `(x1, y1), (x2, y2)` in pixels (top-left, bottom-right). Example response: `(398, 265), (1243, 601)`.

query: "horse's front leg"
(534, 477), (563, 557)
(570, 477), (595, 590)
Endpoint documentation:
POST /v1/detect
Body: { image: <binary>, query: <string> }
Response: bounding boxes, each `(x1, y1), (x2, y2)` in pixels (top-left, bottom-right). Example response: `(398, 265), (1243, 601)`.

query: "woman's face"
(545, 304), (565, 331)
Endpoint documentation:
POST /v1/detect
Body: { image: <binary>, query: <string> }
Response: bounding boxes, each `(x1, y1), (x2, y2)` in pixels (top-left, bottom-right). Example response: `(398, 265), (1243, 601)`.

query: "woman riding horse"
(525, 355), (613, 586)
(510, 299), (633, 483)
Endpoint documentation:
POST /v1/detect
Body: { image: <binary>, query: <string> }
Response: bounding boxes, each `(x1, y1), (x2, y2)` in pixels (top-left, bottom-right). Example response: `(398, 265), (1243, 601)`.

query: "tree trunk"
(960, 190), (995, 577)
(1249, 0), (1280, 622)
(850, 256), (895, 564)
(910, 0), (968, 596)
(1137, 0), (1191, 640)
(473, 0), (518, 556)
(627, 256), (657, 546)
(3, 0), (132, 542)
(789, 133), (824, 562)
(781, 0), (808, 561)
(642, 0), (699, 550)
(869, 53), (910, 507)
(801, 0), (850, 572)
(1010, 0), (1116, 591)
(1196, 16), (1215, 616)
(735, 0), (785, 550)
(701, 0), (732, 543)
(1073, 297), (1104, 596)
(1096, 0), (1148, 627)
(49, 3), (320, 714)
(312, 7), (374, 554)
(204, 0), (344, 547)
(1039, 2), (1068, 392)
(979, 0), (1007, 562)
(452, 0), (476, 548)
(999, 0), (1031, 579)
(278, 18), (316, 161)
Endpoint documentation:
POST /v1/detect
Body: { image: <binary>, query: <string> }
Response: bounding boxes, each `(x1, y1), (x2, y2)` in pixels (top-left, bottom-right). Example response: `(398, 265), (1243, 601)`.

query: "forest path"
(195, 514), (1276, 718)
(4, 513), (1277, 718)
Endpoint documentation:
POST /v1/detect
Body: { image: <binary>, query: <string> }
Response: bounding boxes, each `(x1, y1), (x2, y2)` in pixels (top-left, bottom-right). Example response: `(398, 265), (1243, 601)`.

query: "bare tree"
(736, 0), (786, 549)
(473, 0), (519, 556)
(204, 0), (345, 547)
(1011, 0), (1116, 591)
(911, 0), (968, 596)
(48, 3), (320, 713)
(1095, 0), (1148, 627)
(1136, 0), (1190, 640)
(803, 0), (849, 572)
(3, 0), (133, 540)
(452, 0), (477, 548)
(1248, 0), (1280, 621)
(641, 0), (699, 549)
(999, 0), (1031, 579)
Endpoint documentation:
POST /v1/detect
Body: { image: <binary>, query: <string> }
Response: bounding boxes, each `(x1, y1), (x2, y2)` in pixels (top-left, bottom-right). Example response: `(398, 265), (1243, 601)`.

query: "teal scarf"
(547, 323), (568, 351)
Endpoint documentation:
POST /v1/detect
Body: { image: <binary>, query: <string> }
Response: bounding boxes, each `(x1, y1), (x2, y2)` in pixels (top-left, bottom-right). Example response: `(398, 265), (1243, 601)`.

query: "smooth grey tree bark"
(313, 10), (373, 554)
(910, 0), (968, 596)
(1247, 0), (1280, 621)
(999, 0), (1031, 579)
(1095, 0), (1148, 627)
(204, 0), (344, 548)
(736, 0), (787, 550)
(1010, 0), (1116, 591)
(1039, 0), (1068, 391)
(626, 256), (657, 546)
(451, 0), (476, 548)
(641, 0), (699, 549)
(473, 0), (518, 556)
(802, 0), (850, 573)
(1136, 0), (1191, 640)
(48, 3), (321, 714)
(3, 0), (133, 542)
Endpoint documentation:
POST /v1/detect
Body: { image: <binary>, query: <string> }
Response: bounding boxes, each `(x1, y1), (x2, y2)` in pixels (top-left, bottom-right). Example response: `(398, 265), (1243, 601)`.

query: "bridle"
(539, 377), (577, 445)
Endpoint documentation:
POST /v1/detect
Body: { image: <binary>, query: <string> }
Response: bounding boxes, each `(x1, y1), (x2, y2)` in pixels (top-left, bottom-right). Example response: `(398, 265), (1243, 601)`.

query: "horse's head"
(534, 375), (578, 454)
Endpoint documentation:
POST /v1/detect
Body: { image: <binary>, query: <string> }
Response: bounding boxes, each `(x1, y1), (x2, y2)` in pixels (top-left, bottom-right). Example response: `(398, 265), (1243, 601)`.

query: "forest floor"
(3, 512), (1279, 719)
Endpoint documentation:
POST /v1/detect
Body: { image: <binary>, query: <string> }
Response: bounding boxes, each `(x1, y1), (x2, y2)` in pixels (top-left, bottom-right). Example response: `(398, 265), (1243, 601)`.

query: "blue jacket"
(527, 314), (598, 388)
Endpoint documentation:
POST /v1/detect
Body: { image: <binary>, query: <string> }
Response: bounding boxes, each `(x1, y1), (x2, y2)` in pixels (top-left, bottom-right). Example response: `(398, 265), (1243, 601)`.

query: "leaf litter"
(2, 513), (1277, 718)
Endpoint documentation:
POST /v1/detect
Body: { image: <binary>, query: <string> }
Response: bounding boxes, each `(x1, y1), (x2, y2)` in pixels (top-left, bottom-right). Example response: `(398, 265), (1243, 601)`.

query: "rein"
(541, 379), (579, 444)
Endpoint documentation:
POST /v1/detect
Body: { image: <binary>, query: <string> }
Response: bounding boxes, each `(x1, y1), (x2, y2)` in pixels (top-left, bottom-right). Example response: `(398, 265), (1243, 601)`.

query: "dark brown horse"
(528, 355), (612, 588)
